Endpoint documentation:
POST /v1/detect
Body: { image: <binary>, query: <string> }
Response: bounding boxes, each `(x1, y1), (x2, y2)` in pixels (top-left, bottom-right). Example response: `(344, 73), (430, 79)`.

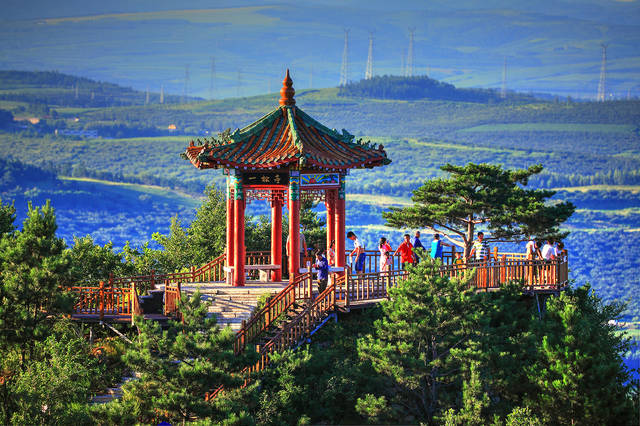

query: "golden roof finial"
(279, 69), (295, 106)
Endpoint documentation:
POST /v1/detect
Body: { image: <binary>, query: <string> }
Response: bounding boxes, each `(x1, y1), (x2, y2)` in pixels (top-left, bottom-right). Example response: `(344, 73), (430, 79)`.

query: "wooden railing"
(234, 272), (313, 354)
(68, 281), (140, 322)
(440, 258), (568, 290)
(249, 282), (338, 379)
(334, 269), (407, 308)
(164, 282), (182, 319)
(344, 248), (533, 274)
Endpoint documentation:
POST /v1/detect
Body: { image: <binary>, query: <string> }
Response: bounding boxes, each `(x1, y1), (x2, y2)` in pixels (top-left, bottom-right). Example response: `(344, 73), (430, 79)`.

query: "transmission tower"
(597, 44), (608, 102)
(160, 84), (164, 104)
(209, 57), (216, 99)
(365, 32), (374, 80)
(74, 83), (79, 99)
(145, 87), (149, 105)
(406, 28), (415, 77)
(500, 56), (507, 99)
(339, 29), (350, 86)
(182, 64), (190, 104)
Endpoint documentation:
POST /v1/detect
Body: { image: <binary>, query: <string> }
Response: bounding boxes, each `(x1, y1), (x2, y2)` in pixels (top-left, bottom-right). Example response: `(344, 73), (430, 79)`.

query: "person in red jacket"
(394, 234), (414, 270)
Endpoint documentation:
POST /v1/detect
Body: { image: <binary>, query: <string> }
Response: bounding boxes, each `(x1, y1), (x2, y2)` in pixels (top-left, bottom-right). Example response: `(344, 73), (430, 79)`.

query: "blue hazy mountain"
(1, 0), (638, 99)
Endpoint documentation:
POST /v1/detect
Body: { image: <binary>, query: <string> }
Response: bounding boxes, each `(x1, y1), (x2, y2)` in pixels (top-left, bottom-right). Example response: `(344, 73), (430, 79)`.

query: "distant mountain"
(0, 70), (200, 108)
(338, 75), (537, 103)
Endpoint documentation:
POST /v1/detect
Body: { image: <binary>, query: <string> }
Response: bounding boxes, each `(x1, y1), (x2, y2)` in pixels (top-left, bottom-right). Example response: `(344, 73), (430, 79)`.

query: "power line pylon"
(597, 44), (608, 102)
(209, 57), (216, 100)
(406, 27), (415, 77)
(365, 32), (374, 80)
(182, 64), (190, 104)
(145, 87), (150, 105)
(501, 56), (507, 99)
(160, 84), (164, 104)
(339, 29), (350, 86)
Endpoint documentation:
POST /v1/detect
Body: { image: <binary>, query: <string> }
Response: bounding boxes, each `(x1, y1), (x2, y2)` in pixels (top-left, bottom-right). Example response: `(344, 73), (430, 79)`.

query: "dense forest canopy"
(338, 75), (537, 103)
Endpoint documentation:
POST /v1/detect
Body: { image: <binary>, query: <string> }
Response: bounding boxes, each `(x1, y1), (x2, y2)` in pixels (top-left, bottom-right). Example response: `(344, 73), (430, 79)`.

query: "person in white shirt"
(347, 231), (366, 275)
(541, 240), (555, 261)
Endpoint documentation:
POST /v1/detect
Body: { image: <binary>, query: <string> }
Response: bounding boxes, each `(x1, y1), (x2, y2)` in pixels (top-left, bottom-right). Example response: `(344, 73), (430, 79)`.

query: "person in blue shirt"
(314, 250), (329, 294)
(412, 231), (425, 263)
(430, 233), (452, 261)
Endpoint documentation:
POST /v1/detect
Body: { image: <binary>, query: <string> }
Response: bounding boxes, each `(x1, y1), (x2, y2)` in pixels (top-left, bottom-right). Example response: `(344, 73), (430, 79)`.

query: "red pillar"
(270, 191), (283, 282)
(288, 174), (301, 282)
(232, 177), (245, 287)
(226, 177), (234, 268)
(325, 189), (336, 260)
(335, 178), (346, 269)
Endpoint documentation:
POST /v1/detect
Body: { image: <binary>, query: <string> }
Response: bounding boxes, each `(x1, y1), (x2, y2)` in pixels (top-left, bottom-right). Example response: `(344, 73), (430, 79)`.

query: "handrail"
(439, 258), (568, 290)
(164, 282), (183, 321)
(343, 248), (534, 274)
(253, 282), (337, 374)
(234, 272), (313, 354)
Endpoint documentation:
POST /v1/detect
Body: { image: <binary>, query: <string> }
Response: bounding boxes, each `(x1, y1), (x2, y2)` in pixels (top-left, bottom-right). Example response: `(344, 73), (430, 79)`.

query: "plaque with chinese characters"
(242, 172), (289, 187)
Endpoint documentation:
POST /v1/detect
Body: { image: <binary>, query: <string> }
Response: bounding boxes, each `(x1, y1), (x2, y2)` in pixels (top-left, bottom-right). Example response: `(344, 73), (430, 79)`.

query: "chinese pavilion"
(183, 70), (390, 286)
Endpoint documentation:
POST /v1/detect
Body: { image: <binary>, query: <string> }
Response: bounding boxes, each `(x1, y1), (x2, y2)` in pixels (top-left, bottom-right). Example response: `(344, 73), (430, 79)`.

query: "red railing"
(68, 281), (140, 321)
(343, 248), (532, 274)
(234, 272), (313, 354)
(164, 282), (182, 320)
(334, 268), (407, 308)
(440, 257), (568, 290)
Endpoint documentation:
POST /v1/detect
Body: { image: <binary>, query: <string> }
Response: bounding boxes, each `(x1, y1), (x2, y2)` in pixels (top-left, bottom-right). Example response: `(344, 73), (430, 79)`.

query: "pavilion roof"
(183, 70), (390, 171)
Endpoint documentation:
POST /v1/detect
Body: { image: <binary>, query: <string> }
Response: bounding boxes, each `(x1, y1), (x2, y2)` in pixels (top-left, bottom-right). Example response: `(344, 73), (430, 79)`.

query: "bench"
(224, 265), (281, 283)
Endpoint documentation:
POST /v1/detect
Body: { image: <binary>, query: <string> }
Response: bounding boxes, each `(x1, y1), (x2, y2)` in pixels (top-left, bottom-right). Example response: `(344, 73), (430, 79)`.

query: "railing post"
(191, 266), (196, 283)
(345, 269), (350, 308)
(109, 272), (114, 287)
(99, 280), (105, 320)
(150, 269), (155, 290)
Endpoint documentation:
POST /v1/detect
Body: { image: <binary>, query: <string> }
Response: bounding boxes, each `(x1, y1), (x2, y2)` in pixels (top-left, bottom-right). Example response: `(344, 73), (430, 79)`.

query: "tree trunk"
(465, 218), (474, 258)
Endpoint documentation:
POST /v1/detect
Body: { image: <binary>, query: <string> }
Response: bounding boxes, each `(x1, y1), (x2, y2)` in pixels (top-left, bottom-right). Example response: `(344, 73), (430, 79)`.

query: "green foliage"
(251, 310), (385, 425)
(91, 291), (255, 424)
(527, 286), (635, 424)
(0, 198), (15, 237)
(384, 163), (575, 255)
(357, 258), (476, 421)
(355, 257), (636, 424)
(66, 235), (135, 283)
(339, 75), (533, 103)
(0, 201), (73, 366)
(300, 200), (326, 253)
(2, 320), (97, 425)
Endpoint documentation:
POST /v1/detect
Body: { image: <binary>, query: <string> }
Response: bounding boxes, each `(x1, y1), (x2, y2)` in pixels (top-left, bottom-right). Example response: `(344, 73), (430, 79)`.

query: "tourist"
(379, 237), (393, 274)
(286, 226), (308, 270)
(557, 241), (567, 261)
(412, 231), (425, 263)
(347, 231), (366, 275)
(541, 239), (555, 261)
(468, 231), (490, 263)
(430, 233), (452, 261)
(453, 251), (464, 266)
(327, 239), (336, 266)
(314, 250), (329, 295)
(394, 234), (414, 270)
(525, 237), (542, 260)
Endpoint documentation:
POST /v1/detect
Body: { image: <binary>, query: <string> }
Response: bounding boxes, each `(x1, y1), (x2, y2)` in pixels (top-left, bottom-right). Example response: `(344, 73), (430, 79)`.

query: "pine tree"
(92, 292), (256, 424)
(0, 201), (72, 367)
(0, 198), (15, 237)
(357, 258), (476, 422)
(383, 163), (575, 257)
(527, 285), (635, 424)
